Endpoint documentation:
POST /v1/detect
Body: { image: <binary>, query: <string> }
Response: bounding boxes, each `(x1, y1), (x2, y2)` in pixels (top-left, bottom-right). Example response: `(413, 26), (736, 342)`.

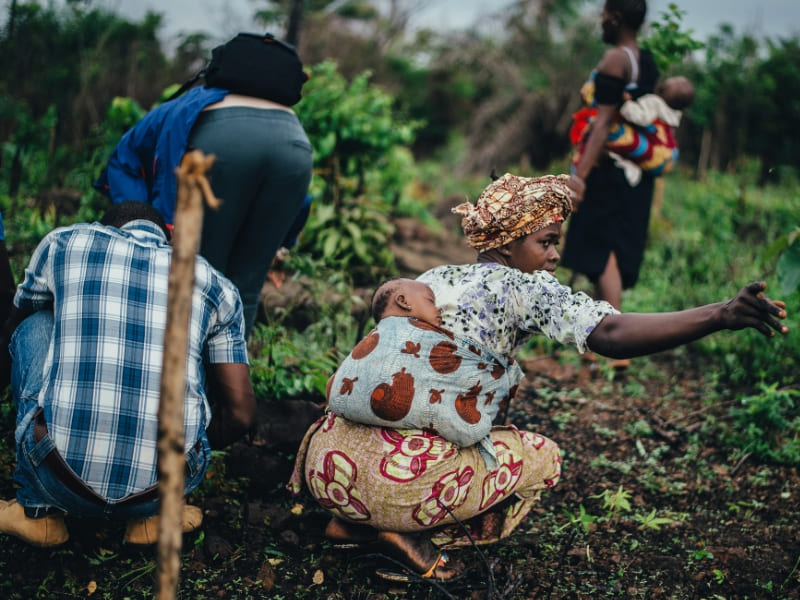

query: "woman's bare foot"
(376, 530), (463, 580)
(324, 517), (378, 547)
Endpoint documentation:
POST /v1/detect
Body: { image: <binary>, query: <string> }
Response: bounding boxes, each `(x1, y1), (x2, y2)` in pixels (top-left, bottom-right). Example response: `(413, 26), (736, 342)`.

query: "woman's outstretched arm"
(586, 281), (789, 358)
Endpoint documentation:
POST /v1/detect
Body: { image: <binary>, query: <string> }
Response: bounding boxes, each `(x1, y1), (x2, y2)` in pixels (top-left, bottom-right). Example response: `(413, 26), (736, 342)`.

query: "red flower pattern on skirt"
(379, 428), (457, 483)
(412, 467), (475, 527)
(321, 411), (337, 432)
(307, 450), (371, 522)
(522, 430), (561, 487)
(479, 440), (524, 511)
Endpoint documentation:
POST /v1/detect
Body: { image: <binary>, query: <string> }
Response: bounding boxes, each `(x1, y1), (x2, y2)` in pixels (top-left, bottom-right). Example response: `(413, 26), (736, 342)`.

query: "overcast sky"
(98, 0), (800, 46)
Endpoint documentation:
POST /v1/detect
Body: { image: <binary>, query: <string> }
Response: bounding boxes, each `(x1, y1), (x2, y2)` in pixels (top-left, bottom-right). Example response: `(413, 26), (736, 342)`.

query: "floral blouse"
(418, 263), (618, 358)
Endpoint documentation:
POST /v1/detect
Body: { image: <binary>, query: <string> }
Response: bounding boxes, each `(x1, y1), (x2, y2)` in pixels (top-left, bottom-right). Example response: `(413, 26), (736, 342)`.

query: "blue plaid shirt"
(14, 219), (248, 500)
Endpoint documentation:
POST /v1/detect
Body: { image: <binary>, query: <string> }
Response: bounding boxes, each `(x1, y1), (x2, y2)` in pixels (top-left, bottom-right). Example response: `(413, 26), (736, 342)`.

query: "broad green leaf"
(322, 233), (339, 258)
(777, 241), (800, 295)
(344, 221), (363, 243)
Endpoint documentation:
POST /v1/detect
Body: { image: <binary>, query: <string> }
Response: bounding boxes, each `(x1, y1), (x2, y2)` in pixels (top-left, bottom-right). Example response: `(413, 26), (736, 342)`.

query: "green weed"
(726, 383), (800, 465)
(561, 503), (598, 534)
(692, 548), (714, 562)
(633, 509), (675, 531)
(592, 486), (633, 524)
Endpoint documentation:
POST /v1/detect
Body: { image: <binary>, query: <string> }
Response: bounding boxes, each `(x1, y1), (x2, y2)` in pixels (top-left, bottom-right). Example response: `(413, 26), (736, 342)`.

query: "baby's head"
(657, 76), (695, 111)
(371, 278), (442, 326)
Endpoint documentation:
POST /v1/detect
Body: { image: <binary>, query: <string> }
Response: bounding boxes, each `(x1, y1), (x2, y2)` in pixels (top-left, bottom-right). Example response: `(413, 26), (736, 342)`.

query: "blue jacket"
(94, 86), (228, 225)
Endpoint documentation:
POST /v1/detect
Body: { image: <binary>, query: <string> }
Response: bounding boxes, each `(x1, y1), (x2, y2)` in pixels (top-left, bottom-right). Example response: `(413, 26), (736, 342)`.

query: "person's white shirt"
(620, 94), (683, 127)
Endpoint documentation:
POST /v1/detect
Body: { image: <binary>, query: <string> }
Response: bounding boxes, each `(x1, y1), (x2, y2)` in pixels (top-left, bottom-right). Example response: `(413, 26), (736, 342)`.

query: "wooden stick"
(157, 150), (219, 599)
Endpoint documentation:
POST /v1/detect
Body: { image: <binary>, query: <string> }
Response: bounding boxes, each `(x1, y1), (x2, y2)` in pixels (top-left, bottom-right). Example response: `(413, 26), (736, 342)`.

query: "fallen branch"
(729, 451), (752, 477)
(662, 399), (737, 427)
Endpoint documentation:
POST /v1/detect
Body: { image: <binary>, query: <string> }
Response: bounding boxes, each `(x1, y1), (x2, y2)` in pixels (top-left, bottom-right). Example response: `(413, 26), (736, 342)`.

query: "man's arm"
(587, 281), (788, 358)
(205, 362), (256, 449)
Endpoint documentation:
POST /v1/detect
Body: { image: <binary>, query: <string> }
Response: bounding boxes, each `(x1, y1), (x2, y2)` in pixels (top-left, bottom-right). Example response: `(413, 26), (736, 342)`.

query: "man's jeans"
(10, 311), (209, 520)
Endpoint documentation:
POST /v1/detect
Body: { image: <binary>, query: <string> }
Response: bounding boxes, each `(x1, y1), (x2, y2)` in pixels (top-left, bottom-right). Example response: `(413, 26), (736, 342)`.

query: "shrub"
(294, 61), (422, 283)
(726, 383), (800, 465)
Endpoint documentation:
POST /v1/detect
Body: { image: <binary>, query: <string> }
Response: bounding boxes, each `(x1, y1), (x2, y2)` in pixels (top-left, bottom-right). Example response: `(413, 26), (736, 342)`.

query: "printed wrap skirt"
(290, 412), (561, 546)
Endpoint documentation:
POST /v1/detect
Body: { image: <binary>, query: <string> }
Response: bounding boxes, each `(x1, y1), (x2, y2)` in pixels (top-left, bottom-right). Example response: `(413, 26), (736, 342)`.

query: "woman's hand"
(719, 281), (789, 337)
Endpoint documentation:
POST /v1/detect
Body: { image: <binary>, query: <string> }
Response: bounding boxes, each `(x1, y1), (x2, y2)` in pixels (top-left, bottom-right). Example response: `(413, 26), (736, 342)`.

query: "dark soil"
(0, 219), (798, 599)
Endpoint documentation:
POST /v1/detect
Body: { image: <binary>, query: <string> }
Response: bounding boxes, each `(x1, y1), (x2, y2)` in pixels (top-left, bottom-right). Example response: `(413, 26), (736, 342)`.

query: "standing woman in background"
(561, 0), (658, 368)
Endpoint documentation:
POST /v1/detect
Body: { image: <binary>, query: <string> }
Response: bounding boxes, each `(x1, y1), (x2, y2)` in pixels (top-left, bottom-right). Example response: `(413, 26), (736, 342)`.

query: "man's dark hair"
(606, 0), (647, 31)
(100, 201), (170, 239)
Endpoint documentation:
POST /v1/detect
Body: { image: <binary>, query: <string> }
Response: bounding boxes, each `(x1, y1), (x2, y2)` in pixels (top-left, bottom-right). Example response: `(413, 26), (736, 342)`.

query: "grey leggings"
(189, 107), (313, 336)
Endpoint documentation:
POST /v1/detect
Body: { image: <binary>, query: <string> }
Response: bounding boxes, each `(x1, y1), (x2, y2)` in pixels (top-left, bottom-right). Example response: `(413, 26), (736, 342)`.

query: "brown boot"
(0, 499), (69, 547)
(124, 504), (203, 545)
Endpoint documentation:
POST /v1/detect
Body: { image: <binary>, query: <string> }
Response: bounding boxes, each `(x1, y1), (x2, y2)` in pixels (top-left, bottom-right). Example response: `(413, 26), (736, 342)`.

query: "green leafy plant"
(633, 509), (675, 531)
(248, 322), (340, 400)
(117, 560), (158, 592)
(692, 548), (714, 561)
(766, 226), (800, 295)
(249, 254), (364, 400)
(726, 383), (800, 465)
(105, 96), (146, 135)
(642, 3), (704, 72)
(87, 547), (118, 565)
(298, 197), (396, 284)
(294, 61), (421, 282)
(561, 503), (599, 534)
(628, 174), (799, 388)
(591, 486), (633, 525)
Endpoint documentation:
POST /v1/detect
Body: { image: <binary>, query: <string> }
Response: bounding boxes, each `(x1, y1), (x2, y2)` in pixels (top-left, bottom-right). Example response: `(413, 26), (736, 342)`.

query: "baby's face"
(402, 281), (442, 327)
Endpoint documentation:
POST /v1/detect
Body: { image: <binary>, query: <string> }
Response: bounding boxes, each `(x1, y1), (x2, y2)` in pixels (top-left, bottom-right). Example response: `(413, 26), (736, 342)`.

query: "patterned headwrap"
(453, 173), (573, 252)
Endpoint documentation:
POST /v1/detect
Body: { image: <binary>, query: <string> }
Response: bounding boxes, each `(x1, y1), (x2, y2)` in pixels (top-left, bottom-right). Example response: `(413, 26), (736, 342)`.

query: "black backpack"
(170, 33), (309, 106)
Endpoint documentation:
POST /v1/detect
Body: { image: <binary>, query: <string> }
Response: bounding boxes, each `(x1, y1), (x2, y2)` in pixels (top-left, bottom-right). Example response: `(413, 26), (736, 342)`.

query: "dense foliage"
(293, 60), (420, 284)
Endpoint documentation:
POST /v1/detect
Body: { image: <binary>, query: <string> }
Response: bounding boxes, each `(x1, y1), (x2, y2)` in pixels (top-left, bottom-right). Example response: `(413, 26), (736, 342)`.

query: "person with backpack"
(95, 33), (313, 338)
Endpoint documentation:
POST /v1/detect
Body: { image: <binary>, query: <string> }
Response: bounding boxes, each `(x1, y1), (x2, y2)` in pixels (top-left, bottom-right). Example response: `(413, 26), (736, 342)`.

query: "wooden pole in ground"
(156, 150), (219, 599)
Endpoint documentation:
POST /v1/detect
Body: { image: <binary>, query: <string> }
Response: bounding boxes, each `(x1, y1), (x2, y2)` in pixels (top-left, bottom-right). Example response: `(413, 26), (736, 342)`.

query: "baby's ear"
(394, 294), (411, 311)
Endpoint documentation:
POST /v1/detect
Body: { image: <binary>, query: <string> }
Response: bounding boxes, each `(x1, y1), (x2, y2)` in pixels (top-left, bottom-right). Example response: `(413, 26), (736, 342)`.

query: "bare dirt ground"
(0, 215), (797, 599)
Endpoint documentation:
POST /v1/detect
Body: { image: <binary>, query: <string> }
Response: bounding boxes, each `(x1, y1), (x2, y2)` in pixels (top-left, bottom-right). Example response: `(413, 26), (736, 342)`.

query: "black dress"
(561, 49), (659, 289)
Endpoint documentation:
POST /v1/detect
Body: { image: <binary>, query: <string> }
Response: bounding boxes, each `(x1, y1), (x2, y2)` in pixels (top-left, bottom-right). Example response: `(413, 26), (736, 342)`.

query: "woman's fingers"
(746, 280), (766, 295)
(740, 281), (789, 335)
